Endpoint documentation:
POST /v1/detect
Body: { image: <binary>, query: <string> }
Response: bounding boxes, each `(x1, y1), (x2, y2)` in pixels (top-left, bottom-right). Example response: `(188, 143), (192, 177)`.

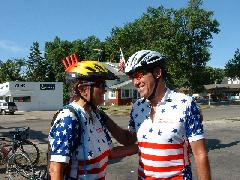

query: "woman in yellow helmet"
(48, 54), (137, 180)
(65, 58), (118, 110)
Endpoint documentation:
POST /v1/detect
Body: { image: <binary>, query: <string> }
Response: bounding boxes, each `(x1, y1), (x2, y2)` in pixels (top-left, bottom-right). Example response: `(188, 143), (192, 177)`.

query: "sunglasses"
(129, 71), (148, 80)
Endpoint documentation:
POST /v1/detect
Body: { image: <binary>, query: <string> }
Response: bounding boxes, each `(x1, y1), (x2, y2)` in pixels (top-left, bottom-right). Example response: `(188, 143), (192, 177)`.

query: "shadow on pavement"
(29, 129), (48, 144)
(206, 139), (240, 151)
(109, 157), (124, 165)
(0, 128), (48, 144)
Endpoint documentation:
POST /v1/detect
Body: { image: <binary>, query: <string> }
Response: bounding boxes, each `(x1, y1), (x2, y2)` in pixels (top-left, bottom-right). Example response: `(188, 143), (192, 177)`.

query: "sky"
(0, 0), (239, 69)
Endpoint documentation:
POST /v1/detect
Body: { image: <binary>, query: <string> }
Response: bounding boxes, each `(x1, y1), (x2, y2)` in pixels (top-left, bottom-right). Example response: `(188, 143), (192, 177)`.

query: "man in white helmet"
(124, 50), (211, 180)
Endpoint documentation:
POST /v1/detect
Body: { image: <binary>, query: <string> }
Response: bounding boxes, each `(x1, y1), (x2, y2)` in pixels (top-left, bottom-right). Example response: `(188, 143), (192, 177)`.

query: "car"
(0, 101), (18, 115)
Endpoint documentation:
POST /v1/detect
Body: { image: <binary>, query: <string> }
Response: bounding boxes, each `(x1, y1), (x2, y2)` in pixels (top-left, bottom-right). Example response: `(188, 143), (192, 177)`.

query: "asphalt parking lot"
(0, 105), (240, 180)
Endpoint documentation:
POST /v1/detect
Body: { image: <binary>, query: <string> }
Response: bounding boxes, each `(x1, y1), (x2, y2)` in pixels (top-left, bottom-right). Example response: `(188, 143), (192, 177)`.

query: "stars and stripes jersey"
(128, 88), (204, 180)
(49, 102), (113, 180)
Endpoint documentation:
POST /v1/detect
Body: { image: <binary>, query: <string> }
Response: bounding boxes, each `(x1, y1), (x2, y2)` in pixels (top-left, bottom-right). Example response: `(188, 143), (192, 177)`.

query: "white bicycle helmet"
(125, 50), (166, 75)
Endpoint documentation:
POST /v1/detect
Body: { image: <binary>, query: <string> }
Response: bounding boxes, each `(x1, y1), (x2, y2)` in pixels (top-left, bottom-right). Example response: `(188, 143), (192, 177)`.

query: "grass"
(100, 105), (132, 116)
(101, 101), (240, 116)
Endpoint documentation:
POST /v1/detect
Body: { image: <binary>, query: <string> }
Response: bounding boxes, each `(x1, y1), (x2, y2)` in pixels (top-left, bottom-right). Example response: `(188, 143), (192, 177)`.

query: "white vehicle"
(0, 102), (18, 115)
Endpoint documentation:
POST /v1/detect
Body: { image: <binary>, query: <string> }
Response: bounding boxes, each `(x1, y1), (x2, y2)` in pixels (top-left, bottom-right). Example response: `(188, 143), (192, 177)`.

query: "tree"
(0, 59), (26, 83)
(18, 0), (219, 94)
(44, 36), (104, 102)
(210, 67), (225, 84)
(195, 66), (225, 88)
(26, 42), (48, 81)
(44, 37), (75, 102)
(104, 0), (220, 92)
(168, 0), (220, 92)
(225, 48), (240, 78)
(44, 36), (103, 82)
(83, 36), (104, 60)
(44, 37), (72, 82)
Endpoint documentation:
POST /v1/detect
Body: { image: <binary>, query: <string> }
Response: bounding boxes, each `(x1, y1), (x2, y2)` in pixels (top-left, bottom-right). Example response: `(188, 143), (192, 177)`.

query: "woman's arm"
(48, 108), (79, 180)
(109, 144), (138, 159)
(99, 110), (137, 145)
(106, 117), (137, 145)
(49, 162), (67, 180)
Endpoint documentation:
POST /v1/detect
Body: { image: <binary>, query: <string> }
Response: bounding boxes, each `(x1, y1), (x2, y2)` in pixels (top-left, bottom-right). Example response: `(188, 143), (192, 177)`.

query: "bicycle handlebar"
(9, 126), (30, 140)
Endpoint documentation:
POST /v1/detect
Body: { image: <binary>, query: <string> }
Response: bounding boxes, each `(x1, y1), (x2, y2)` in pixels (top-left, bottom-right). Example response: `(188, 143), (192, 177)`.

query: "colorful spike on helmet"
(62, 53), (79, 73)
(62, 53), (118, 81)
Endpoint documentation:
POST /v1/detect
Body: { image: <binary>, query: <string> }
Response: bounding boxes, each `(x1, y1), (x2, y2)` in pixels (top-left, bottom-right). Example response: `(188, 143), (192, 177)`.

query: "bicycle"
(0, 127), (41, 179)
(9, 127), (40, 167)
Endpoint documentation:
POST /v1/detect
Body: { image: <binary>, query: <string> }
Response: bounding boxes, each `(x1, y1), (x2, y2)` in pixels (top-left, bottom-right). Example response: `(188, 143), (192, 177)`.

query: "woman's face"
(75, 80), (106, 106)
(91, 81), (107, 106)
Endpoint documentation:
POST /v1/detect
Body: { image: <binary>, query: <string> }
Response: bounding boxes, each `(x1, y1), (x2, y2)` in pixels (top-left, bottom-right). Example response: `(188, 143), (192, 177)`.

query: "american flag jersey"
(49, 102), (113, 180)
(128, 89), (204, 180)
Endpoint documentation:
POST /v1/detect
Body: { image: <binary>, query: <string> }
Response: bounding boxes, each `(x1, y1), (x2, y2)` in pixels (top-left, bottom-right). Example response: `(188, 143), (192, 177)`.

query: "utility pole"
(93, 48), (104, 61)
(208, 93), (211, 107)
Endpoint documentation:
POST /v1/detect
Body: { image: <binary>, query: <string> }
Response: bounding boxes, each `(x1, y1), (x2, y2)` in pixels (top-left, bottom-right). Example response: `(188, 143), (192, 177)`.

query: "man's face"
(129, 70), (155, 99)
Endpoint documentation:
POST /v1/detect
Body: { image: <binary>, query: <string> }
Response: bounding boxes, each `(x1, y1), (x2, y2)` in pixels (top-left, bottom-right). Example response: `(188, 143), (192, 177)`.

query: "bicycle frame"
(0, 138), (11, 163)
(0, 129), (29, 163)
(0, 127), (39, 179)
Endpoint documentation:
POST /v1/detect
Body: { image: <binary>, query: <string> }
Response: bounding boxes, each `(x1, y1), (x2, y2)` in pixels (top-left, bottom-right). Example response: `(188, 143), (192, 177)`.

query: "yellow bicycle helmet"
(62, 54), (118, 81)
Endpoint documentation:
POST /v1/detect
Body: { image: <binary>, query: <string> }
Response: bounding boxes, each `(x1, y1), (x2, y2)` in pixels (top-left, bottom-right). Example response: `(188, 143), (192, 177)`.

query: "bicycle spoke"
(17, 140), (40, 166)
(6, 152), (35, 179)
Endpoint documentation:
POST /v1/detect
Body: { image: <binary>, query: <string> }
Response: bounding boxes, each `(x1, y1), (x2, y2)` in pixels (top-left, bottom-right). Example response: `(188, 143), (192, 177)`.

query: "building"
(103, 62), (140, 105)
(0, 62), (139, 110)
(0, 82), (63, 111)
(204, 77), (240, 100)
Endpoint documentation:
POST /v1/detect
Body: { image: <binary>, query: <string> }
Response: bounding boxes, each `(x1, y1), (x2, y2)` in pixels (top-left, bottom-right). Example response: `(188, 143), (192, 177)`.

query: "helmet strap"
(78, 86), (97, 124)
(147, 78), (158, 101)
(89, 86), (96, 109)
(141, 70), (159, 103)
(147, 68), (161, 101)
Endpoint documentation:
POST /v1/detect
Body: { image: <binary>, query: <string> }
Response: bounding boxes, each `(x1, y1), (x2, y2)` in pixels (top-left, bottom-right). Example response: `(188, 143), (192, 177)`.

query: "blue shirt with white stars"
(49, 102), (113, 179)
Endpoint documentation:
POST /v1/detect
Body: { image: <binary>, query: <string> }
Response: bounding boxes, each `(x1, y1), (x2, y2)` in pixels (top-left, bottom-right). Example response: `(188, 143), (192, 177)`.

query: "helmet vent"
(136, 51), (150, 64)
(62, 53), (79, 72)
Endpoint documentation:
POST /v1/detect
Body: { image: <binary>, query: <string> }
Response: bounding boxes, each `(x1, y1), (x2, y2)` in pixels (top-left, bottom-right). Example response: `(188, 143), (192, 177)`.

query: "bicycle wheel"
(6, 151), (35, 179)
(17, 140), (40, 166)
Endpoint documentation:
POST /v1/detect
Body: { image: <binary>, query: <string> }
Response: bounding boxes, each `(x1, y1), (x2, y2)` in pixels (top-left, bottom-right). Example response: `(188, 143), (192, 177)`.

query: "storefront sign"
(40, 84), (55, 90)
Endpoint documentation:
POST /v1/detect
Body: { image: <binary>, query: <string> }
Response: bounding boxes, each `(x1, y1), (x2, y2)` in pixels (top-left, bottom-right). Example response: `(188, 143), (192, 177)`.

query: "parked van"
(0, 101), (18, 115)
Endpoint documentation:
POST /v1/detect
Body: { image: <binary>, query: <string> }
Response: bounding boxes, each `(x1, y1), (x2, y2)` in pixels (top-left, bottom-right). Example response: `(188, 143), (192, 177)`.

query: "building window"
(13, 96), (31, 102)
(133, 90), (137, 99)
(122, 89), (131, 98)
(109, 90), (116, 98)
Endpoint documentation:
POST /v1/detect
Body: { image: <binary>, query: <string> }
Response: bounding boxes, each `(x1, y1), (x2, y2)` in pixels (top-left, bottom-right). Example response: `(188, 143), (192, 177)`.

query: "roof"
(204, 84), (240, 90)
(109, 80), (132, 89)
(101, 62), (125, 76)
(0, 90), (10, 96)
(0, 90), (34, 97)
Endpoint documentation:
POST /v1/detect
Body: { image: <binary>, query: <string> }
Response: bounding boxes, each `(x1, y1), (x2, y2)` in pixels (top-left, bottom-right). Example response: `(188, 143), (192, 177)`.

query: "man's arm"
(190, 139), (211, 180)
